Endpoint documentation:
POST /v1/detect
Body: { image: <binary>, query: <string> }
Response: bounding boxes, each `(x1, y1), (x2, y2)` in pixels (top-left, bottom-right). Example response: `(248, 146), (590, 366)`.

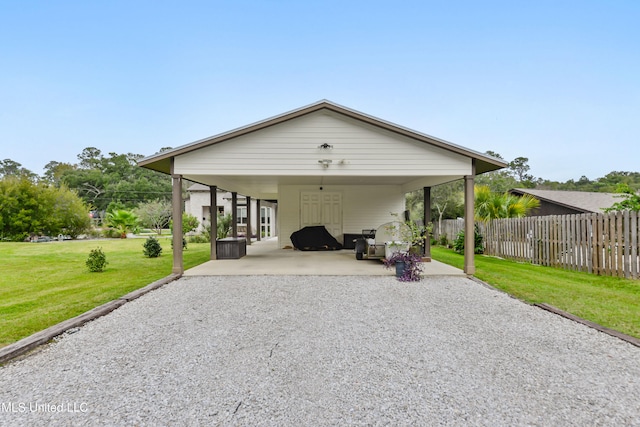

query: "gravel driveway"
(1, 275), (639, 426)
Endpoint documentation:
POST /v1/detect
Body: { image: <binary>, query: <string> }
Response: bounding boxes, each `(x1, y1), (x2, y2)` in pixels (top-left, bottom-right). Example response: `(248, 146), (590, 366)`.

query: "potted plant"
(405, 220), (432, 256)
(387, 213), (433, 256)
(383, 251), (424, 282)
(384, 240), (411, 260)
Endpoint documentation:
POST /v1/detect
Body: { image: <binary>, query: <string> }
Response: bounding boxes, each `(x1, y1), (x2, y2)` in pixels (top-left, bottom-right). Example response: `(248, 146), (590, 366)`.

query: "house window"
(237, 207), (247, 225)
(260, 206), (272, 237)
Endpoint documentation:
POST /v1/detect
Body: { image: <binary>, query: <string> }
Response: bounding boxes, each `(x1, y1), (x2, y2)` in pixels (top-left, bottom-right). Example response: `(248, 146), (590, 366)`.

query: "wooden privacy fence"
(436, 212), (640, 279)
(434, 218), (465, 244)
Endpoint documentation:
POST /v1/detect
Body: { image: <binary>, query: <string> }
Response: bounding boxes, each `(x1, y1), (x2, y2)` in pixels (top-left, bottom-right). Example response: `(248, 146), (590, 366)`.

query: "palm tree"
(105, 210), (139, 238)
(474, 185), (540, 221)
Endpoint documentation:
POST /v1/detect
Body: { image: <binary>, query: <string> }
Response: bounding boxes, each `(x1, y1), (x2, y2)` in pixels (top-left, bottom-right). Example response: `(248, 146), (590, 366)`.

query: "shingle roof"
(510, 189), (620, 213)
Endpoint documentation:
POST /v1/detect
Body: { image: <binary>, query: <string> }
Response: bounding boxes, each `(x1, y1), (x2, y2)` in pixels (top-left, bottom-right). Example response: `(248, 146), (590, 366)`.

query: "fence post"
(632, 211), (639, 279)
(623, 210), (630, 279)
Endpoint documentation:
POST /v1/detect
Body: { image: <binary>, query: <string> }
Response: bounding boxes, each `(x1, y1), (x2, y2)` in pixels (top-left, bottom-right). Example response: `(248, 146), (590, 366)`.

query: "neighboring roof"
(510, 189), (620, 213)
(139, 100), (507, 175)
(186, 183), (243, 196)
(187, 183), (211, 192)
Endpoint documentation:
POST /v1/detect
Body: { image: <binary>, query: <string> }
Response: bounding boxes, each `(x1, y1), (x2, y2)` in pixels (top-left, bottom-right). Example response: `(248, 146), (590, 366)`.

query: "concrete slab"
(184, 238), (465, 276)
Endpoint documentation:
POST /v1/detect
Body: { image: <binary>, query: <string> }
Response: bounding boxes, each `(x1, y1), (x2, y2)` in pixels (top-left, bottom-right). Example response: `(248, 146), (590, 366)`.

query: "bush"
(86, 227), (103, 239)
(188, 234), (209, 244)
(453, 225), (484, 254)
(0, 176), (91, 241)
(105, 210), (140, 238)
(86, 247), (108, 272)
(143, 236), (163, 258)
(202, 222), (212, 242)
(101, 227), (121, 239)
(217, 213), (233, 239)
(169, 212), (200, 236)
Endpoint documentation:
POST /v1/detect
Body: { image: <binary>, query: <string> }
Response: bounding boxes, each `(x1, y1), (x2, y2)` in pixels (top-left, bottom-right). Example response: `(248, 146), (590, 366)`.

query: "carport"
(138, 100), (506, 275)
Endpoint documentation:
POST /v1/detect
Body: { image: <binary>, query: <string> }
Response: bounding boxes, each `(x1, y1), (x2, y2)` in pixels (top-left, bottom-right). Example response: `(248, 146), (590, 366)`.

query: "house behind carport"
(138, 100), (506, 275)
(185, 184), (277, 239)
(509, 188), (620, 216)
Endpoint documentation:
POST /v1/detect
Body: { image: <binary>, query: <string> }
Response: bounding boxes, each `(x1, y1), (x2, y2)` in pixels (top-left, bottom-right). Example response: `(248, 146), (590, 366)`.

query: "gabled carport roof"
(138, 100), (507, 180)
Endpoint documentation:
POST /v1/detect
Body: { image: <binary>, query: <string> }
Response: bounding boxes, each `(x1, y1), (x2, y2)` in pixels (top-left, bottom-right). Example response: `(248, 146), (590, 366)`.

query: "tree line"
(0, 147), (172, 241)
(1, 147), (173, 211)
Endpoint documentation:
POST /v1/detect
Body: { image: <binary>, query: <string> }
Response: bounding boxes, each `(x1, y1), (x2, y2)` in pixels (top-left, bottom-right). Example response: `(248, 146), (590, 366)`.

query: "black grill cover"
(290, 226), (343, 251)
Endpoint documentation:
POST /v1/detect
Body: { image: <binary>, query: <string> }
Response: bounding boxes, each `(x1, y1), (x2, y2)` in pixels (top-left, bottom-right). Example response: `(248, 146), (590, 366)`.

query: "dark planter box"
(216, 238), (247, 259)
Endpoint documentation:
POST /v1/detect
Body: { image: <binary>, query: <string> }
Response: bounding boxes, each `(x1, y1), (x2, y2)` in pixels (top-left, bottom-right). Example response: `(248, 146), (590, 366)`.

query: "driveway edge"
(468, 276), (640, 348)
(0, 273), (181, 365)
(534, 303), (640, 348)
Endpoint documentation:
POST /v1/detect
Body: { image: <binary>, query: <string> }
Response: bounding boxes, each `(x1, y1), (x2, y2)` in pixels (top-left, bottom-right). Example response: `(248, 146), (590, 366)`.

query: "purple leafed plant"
(383, 251), (424, 282)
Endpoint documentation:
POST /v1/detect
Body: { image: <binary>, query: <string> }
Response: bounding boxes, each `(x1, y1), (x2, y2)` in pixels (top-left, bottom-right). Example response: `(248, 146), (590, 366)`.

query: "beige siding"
(278, 184), (405, 248)
(174, 111), (471, 177)
(342, 186), (405, 233)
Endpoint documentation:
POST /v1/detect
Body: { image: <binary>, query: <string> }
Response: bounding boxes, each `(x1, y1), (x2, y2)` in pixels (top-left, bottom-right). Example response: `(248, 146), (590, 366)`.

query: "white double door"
(300, 191), (342, 239)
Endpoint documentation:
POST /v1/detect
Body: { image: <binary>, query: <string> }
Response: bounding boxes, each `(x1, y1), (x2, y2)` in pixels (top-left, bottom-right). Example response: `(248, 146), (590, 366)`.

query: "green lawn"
(0, 238), (210, 347)
(431, 246), (640, 339)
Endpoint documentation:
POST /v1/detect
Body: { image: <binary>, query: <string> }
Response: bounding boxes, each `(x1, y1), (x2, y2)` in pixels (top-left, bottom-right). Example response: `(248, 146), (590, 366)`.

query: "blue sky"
(1, 1), (638, 182)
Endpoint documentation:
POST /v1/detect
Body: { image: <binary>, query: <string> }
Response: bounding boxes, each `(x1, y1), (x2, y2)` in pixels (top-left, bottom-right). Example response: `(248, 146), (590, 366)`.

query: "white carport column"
(209, 185), (217, 260)
(463, 160), (476, 275)
(171, 159), (184, 275)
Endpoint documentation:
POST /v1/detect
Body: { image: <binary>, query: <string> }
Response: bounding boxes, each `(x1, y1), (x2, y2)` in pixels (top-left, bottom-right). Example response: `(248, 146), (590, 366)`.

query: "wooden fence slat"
(555, 215), (560, 267)
(576, 214), (583, 271)
(603, 213), (608, 275)
(540, 217), (549, 265)
(603, 213), (610, 276)
(552, 215), (557, 267)
(632, 211), (638, 279)
(533, 217), (538, 264)
(598, 213), (604, 275)
(544, 216), (550, 266)
(587, 215), (598, 273)
(516, 217), (522, 261)
(560, 215), (565, 269)
(583, 214), (590, 272)
(611, 212), (616, 276)
(622, 211), (631, 279)
(584, 214), (590, 272)
(572, 214), (577, 269)
(567, 214), (573, 269)
(616, 212), (622, 277)
(515, 217), (520, 261)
